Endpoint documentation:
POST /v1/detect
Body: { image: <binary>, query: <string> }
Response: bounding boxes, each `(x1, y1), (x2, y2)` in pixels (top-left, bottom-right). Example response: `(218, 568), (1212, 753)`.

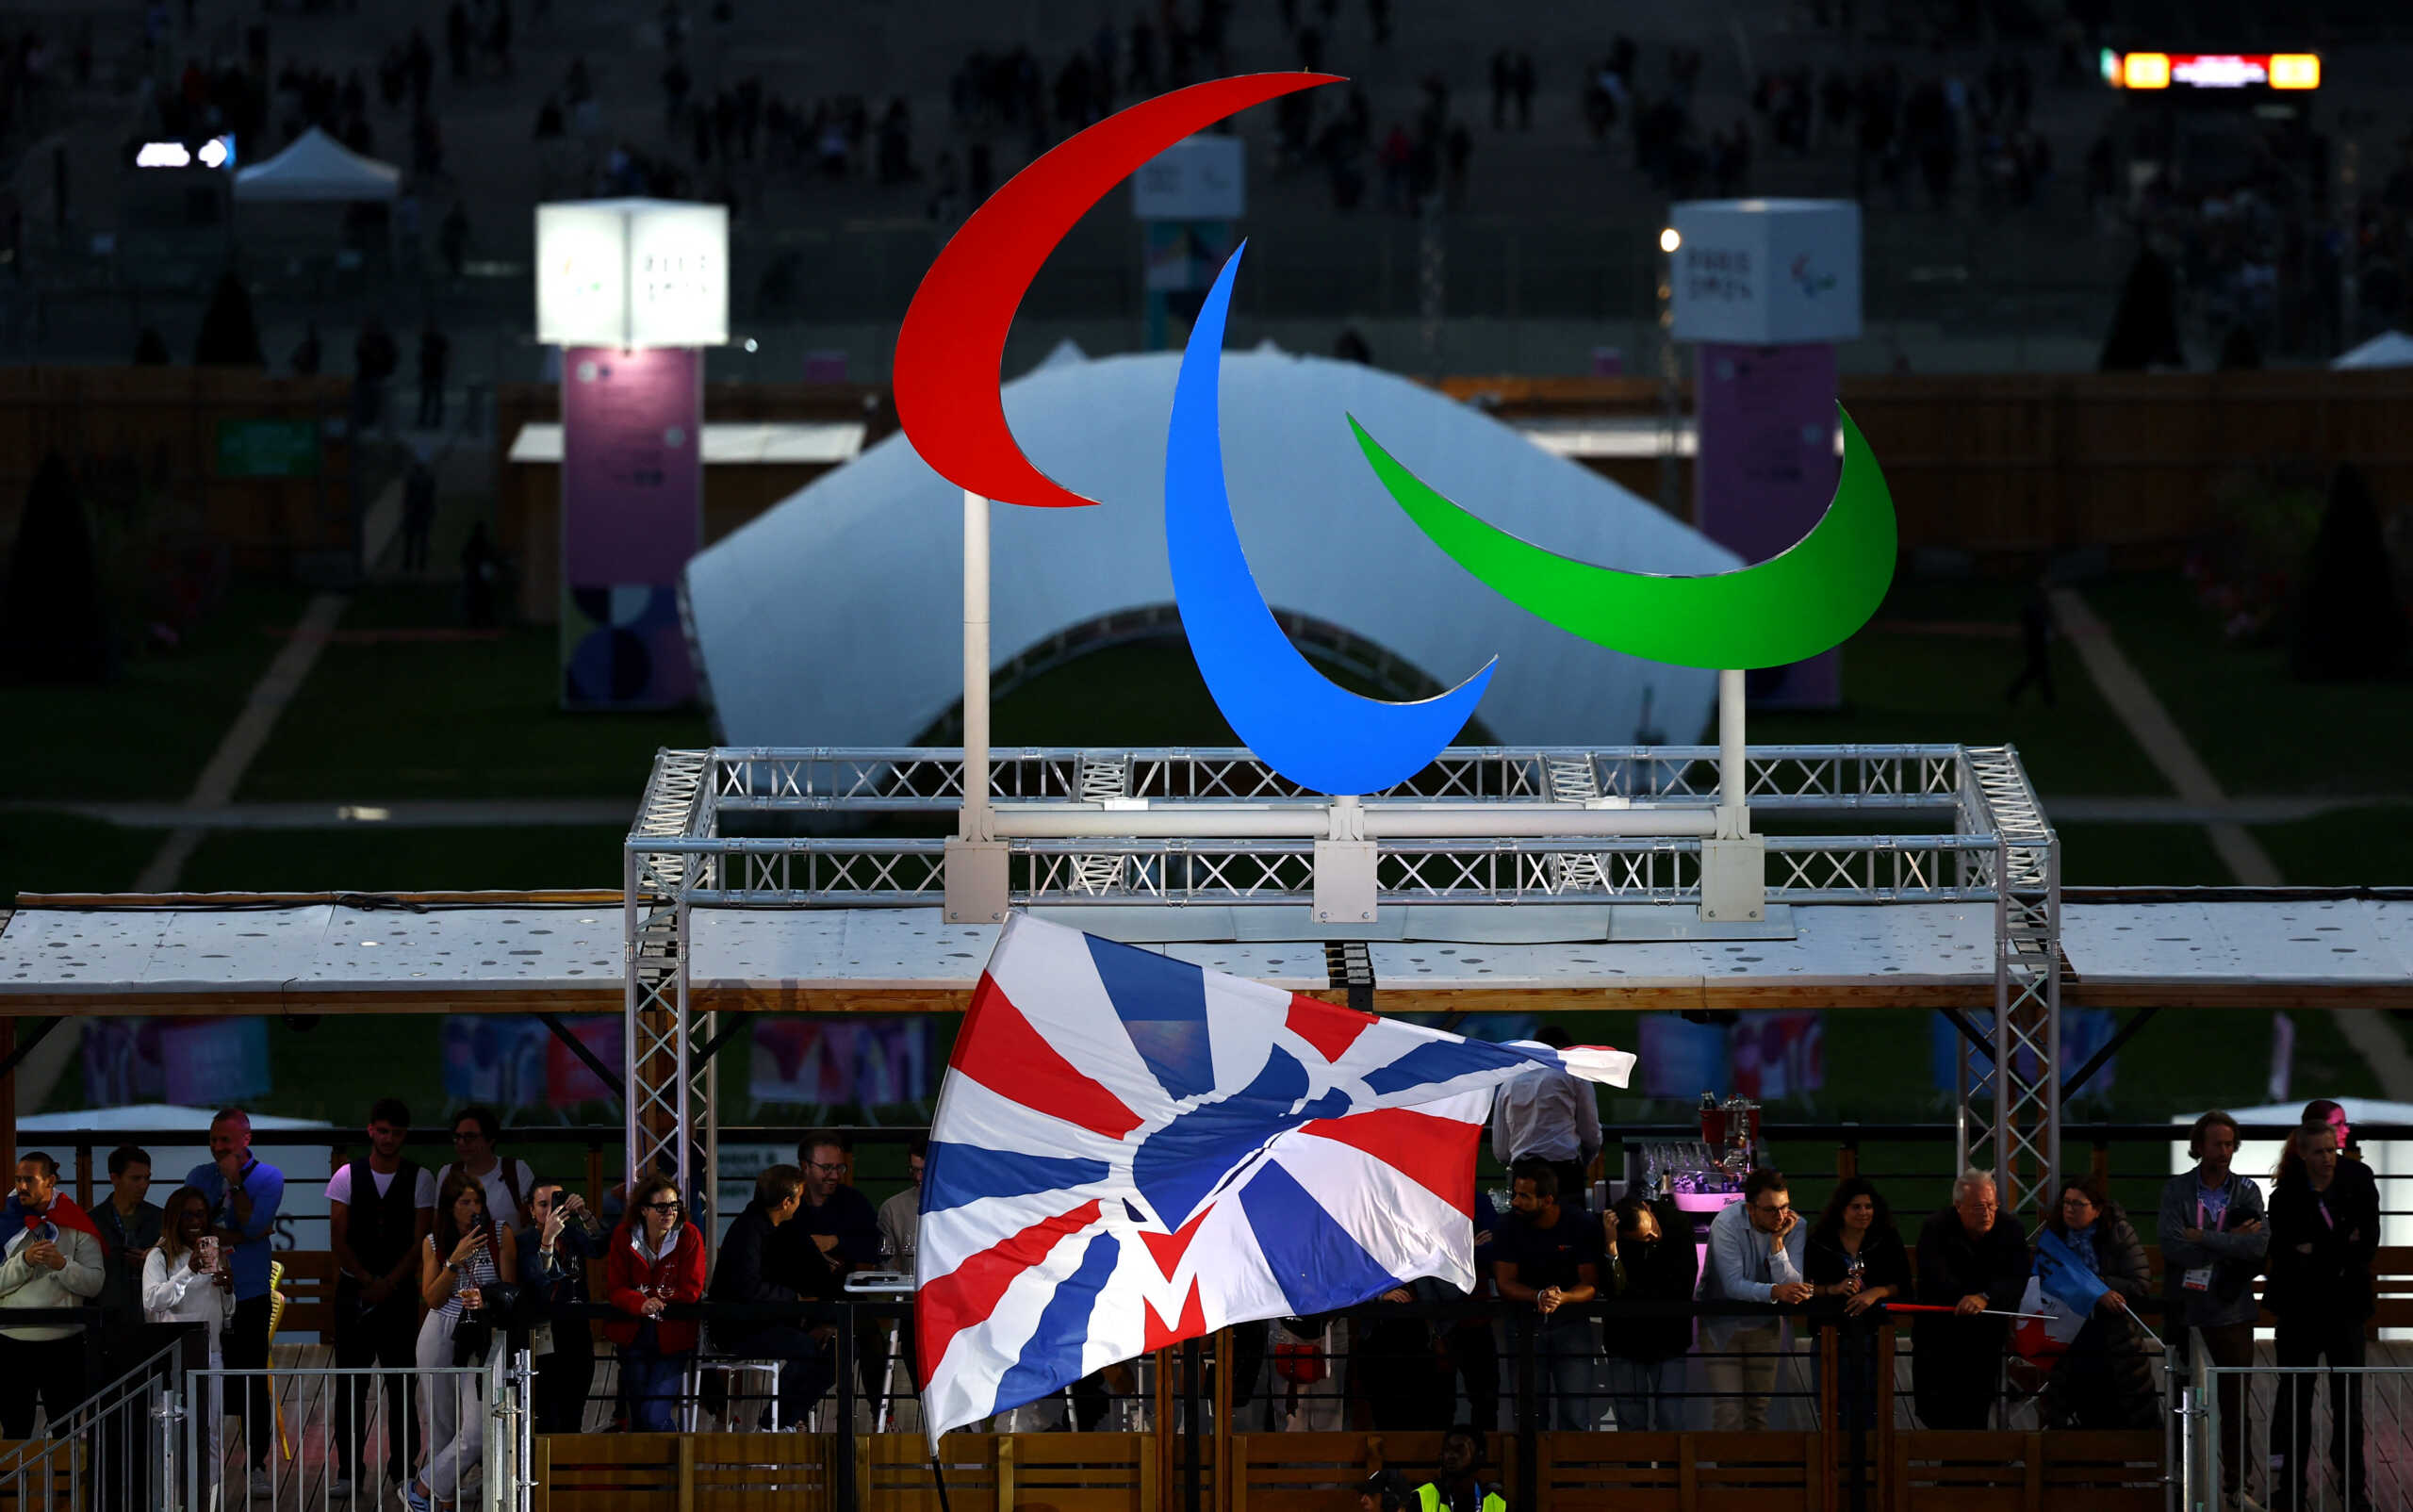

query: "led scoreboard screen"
(2102, 51), (2321, 91)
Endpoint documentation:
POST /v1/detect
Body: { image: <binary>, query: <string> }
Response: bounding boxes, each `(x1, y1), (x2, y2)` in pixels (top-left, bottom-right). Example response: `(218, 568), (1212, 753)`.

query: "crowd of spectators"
(0, 1084), (2383, 1506)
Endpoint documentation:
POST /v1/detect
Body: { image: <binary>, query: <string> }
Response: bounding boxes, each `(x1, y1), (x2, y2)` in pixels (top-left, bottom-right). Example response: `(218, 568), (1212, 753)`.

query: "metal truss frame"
(1959, 745), (2063, 1215)
(625, 743), (2061, 1226)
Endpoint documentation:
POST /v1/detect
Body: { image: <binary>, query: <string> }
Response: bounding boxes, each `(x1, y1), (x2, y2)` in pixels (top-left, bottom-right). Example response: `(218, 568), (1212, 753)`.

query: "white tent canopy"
(232, 125), (401, 203)
(684, 348), (1740, 749)
(2332, 331), (2413, 370)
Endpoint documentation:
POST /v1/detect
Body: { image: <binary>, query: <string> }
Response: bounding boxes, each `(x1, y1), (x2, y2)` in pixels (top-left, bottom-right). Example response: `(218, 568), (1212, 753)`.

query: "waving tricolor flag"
(915, 912), (1633, 1441)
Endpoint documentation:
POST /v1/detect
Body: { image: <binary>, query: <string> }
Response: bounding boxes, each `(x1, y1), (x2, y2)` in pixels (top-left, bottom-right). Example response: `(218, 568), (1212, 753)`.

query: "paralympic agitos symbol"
(893, 74), (1897, 797)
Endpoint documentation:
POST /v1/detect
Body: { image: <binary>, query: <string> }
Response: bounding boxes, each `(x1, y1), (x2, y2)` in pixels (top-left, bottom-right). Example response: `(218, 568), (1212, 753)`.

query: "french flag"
(914, 912), (1633, 1442)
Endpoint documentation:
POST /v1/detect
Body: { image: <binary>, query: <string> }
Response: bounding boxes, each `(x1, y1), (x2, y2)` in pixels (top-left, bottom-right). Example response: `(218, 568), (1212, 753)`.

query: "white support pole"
(945, 488), (1010, 922)
(1699, 666), (1765, 921)
(961, 487), (993, 842)
(1716, 666), (1748, 840)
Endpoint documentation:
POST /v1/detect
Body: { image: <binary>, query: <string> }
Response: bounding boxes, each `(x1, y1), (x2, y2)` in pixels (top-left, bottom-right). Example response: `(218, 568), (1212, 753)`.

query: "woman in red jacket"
(603, 1173), (707, 1431)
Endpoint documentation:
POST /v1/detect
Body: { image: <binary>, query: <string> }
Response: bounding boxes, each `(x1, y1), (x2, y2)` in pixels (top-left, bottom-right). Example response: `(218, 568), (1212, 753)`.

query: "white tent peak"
(233, 125), (401, 203)
(2333, 331), (2413, 370)
(1035, 337), (1089, 370)
(684, 348), (1738, 750)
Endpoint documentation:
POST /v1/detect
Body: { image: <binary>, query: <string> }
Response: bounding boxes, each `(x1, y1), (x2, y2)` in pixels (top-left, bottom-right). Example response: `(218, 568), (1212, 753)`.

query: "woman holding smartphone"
(411, 1171), (517, 1512)
(143, 1187), (234, 1471)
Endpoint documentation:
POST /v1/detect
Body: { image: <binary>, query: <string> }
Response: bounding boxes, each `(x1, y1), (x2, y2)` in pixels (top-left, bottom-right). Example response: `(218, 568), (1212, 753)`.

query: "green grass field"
(0, 814), (165, 902)
(180, 825), (628, 893)
(13, 583), (314, 801)
(1755, 573), (2167, 798)
(238, 584), (710, 801)
(2084, 574), (2413, 797)
(2254, 806), (2413, 887)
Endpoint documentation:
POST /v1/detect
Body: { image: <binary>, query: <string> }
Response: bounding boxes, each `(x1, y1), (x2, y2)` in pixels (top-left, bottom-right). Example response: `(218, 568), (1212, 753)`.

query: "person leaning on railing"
(1697, 1168), (1811, 1434)
(1600, 1193), (1696, 1433)
(2032, 1175), (2156, 1432)
(603, 1174), (707, 1434)
(2265, 1120), (2380, 1512)
(1910, 1169), (2028, 1430)
(1803, 1177), (1910, 1438)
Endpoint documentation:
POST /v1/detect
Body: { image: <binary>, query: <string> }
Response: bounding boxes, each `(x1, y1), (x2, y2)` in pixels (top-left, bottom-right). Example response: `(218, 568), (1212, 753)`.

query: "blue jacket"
(186, 1158), (285, 1302)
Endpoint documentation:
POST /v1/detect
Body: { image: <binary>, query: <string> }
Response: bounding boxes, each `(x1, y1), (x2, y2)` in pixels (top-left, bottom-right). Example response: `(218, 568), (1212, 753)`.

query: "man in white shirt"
(1491, 1026), (1602, 1204)
(437, 1104), (537, 1229)
(1697, 1167), (1812, 1431)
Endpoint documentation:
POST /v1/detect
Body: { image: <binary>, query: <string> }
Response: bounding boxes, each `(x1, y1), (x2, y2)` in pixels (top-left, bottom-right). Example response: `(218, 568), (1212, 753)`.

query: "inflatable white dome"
(685, 348), (1741, 749)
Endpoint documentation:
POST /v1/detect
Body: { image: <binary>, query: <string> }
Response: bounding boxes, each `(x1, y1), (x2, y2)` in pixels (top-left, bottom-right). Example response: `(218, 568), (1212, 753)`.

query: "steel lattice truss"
(704, 745), (1964, 812)
(1962, 745), (2063, 1214)
(623, 744), (2061, 1221)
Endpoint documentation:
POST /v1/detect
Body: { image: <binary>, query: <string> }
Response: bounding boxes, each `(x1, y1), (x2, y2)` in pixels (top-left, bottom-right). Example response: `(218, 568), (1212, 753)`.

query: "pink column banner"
(1693, 341), (1844, 708)
(560, 344), (702, 709)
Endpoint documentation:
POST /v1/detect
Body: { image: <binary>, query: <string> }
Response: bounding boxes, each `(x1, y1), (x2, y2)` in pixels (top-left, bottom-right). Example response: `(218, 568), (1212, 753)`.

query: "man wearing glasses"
(768, 1132), (884, 1419)
(1696, 1168), (1812, 1431)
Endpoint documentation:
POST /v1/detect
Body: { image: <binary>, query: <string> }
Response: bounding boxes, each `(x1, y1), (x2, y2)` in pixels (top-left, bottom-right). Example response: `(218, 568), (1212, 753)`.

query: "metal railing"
(182, 1351), (533, 1512)
(2201, 1351), (2405, 1512)
(0, 1323), (193, 1512)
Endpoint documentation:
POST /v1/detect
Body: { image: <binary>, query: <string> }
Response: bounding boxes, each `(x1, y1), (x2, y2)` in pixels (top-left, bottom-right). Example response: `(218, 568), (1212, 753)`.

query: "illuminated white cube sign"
(536, 199), (729, 349)
(1669, 199), (1862, 346)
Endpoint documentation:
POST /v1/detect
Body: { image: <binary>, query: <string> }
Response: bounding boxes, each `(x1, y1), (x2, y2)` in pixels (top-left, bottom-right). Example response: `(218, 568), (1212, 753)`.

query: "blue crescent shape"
(1165, 242), (1496, 796)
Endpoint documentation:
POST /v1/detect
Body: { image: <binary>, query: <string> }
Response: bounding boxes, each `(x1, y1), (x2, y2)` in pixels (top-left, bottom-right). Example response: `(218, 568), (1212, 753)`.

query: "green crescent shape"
(1349, 403), (1899, 670)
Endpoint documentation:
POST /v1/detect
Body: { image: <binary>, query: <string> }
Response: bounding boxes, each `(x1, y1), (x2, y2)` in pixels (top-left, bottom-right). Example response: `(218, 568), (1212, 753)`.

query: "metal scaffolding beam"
(622, 743), (2063, 1222)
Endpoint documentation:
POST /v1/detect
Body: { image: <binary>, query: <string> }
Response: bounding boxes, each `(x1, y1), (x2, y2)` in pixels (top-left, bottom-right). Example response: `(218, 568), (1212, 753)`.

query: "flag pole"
(1880, 1303), (2055, 1323)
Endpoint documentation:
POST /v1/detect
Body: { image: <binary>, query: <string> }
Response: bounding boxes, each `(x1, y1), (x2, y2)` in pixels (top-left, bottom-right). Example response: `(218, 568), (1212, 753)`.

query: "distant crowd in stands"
(0, 1081), (2377, 1507)
(0, 1101), (927, 1504)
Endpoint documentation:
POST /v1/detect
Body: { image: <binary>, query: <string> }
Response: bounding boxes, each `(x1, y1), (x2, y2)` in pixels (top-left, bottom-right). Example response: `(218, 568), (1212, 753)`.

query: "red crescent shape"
(894, 73), (1342, 510)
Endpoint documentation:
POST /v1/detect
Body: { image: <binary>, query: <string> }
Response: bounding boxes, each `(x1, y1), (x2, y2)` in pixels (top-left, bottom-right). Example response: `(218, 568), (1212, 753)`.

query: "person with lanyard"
(517, 1181), (604, 1435)
(412, 1169), (517, 1512)
(184, 1108), (283, 1496)
(1490, 1161), (1600, 1431)
(2267, 1119), (2379, 1512)
(327, 1098), (435, 1497)
(2159, 1109), (2268, 1512)
(1413, 1423), (1505, 1512)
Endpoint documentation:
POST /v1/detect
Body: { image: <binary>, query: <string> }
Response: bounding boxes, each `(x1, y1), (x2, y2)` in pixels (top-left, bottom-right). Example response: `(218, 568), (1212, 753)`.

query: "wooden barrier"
(0, 1439), (80, 1510)
(530, 1429), (2159, 1512)
(1231, 1431), (1515, 1512)
(1891, 1430), (2161, 1512)
(1441, 369), (2413, 563)
(0, 366), (353, 578)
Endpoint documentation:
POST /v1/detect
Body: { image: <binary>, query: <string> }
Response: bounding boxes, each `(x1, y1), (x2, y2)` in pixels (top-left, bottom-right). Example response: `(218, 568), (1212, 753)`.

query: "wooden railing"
(531, 1429), (2162, 1512)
